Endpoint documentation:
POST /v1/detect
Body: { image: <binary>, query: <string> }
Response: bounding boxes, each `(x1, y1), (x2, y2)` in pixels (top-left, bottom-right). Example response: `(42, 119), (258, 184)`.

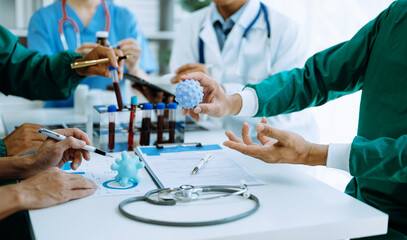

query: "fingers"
(181, 72), (215, 88)
(257, 117), (270, 145)
(188, 109), (200, 122)
(154, 91), (164, 103)
(70, 150), (83, 170)
(54, 128), (91, 146)
(225, 130), (243, 143)
(176, 63), (204, 74)
(167, 95), (175, 104)
(193, 103), (221, 116)
(79, 43), (99, 49)
(241, 122), (253, 145)
(56, 136), (86, 153)
(223, 141), (263, 158)
(256, 124), (289, 143)
(113, 48), (125, 80)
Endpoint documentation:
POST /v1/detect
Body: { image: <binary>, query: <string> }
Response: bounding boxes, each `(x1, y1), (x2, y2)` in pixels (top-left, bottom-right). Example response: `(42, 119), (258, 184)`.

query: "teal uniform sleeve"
(350, 135), (407, 183)
(0, 26), (84, 100)
(0, 139), (6, 157)
(246, 5), (386, 117)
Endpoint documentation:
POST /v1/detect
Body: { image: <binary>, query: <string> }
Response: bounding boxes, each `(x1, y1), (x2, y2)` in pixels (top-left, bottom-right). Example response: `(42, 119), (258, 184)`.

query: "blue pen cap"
(131, 96), (138, 106)
(156, 103), (165, 110)
(108, 105), (117, 112)
(168, 102), (178, 109)
(108, 66), (118, 71)
(143, 103), (153, 110)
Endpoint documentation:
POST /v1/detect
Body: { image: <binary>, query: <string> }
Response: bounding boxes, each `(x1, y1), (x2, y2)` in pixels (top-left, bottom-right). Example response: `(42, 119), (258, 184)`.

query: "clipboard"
(135, 143), (265, 189)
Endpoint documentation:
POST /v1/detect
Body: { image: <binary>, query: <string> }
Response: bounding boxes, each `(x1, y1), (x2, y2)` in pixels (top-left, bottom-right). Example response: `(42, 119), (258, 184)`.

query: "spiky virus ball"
(111, 152), (145, 187)
(175, 79), (203, 109)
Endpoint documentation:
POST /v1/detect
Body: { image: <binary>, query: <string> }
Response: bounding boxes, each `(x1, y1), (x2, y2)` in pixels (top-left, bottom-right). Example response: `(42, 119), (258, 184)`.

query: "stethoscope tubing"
(58, 0), (110, 50)
(118, 186), (260, 227)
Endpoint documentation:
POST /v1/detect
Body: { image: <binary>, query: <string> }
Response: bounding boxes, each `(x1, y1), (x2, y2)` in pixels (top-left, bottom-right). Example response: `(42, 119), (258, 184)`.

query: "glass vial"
(168, 103), (177, 143)
(108, 105), (116, 151)
(140, 103), (153, 146)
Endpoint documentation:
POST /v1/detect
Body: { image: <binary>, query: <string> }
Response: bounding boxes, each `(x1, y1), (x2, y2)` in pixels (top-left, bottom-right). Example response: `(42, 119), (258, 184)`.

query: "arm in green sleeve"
(350, 135), (407, 183)
(247, 4), (391, 117)
(0, 26), (84, 100)
(0, 139), (6, 157)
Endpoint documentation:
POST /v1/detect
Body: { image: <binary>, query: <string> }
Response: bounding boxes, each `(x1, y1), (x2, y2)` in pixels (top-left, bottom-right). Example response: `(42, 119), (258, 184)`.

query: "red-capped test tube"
(109, 66), (124, 111)
(128, 96), (138, 150)
(108, 105), (116, 151)
(140, 103), (153, 146)
(156, 103), (165, 144)
(168, 102), (177, 143)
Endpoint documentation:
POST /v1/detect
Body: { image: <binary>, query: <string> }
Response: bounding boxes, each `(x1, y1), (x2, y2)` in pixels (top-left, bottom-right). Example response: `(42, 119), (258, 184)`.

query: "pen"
(191, 153), (212, 175)
(39, 128), (114, 158)
(70, 55), (132, 69)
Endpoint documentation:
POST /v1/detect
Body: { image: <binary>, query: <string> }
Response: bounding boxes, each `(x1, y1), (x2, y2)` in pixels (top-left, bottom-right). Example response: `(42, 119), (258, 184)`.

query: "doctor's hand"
(73, 46), (124, 80)
(223, 117), (328, 165)
(75, 42), (99, 56)
(2, 123), (47, 156)
(4, 167), (96, 214)
(171, 63), (210, 84)
(23, 128), (92, 179)
(180, 72), (242, 122)
(117, 38), (143, 76)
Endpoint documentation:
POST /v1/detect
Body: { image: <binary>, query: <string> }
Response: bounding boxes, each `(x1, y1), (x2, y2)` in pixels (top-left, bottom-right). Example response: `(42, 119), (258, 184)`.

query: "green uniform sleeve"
(246, 5), (388, 117)
(350, 135), (407, 183)
(0, 26), (84, 100)
(0, 139), (6, 157)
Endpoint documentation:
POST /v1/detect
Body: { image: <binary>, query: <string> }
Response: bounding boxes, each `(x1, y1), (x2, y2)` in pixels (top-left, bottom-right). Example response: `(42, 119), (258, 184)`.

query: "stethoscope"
(58, 0), (111, 50)
(198, 2), (271, 64)
(119, 182), (260, 227)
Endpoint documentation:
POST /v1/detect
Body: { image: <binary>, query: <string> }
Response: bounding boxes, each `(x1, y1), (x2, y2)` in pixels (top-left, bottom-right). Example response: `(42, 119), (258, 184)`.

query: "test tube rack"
(93, 105), (185, 152)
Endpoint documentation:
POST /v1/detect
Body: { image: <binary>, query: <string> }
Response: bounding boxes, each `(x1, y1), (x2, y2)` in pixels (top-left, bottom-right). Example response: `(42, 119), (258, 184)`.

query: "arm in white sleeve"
(326, 143), (351, 172)
(236, 87), (258, 117)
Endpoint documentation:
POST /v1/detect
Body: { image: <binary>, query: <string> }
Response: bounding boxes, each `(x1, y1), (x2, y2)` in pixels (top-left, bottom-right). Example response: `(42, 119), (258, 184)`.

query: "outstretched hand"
(223, 117), (328, 165)
(180, 72), (242, 122)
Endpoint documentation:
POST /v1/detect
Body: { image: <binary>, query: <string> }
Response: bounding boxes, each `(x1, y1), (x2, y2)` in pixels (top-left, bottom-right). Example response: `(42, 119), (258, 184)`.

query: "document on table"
(63, 152), (157, 197)
(136, 144), (265, 188)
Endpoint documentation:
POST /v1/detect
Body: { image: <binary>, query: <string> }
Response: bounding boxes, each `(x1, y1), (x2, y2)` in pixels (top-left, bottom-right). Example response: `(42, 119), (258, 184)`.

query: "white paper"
(137, 146), (265, 188)
(63, 152), (157, 197)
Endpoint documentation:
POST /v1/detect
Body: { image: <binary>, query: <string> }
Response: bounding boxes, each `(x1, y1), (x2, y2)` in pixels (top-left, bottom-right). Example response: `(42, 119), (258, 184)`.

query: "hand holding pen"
(72, 46), (125, 80)
(36, 128), (112, 172)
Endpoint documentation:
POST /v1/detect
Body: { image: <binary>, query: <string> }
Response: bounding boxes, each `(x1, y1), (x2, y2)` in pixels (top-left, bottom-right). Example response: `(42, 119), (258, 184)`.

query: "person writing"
(0, 23), (123, 238)
(28, 0), (158, 107)
(181, 1), (407, 238)
(169, 0), (318, 142)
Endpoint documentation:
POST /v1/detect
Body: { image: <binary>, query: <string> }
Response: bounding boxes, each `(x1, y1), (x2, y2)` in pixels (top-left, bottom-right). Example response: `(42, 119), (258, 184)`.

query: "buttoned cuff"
(327, 143), (351, 172)
(236, 87), (258, 117)
(0, 139), (7, 157)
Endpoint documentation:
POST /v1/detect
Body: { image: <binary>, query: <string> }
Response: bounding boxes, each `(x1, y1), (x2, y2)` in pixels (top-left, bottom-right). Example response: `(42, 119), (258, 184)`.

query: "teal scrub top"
(27, 0), (158, 107)
(0, 25), (84, 156)
(246, 1), (407, 238)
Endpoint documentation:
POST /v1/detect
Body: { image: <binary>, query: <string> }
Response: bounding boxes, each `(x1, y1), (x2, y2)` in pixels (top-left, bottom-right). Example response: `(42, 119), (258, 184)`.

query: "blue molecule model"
(175, 79), (203, 109)
(111, 152), (145, 187)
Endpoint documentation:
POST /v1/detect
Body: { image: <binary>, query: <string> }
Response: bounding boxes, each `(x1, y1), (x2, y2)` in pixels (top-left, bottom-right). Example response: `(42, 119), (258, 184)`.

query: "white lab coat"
(170, 0), (319, 142)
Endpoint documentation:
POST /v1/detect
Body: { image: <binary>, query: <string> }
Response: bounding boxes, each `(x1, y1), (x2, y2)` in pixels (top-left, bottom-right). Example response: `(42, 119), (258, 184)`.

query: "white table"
(2, 109), (388, 240)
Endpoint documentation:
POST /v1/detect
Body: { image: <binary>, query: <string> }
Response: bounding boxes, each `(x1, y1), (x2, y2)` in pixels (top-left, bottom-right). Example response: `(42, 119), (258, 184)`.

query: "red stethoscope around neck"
(58, 0), (111, 50)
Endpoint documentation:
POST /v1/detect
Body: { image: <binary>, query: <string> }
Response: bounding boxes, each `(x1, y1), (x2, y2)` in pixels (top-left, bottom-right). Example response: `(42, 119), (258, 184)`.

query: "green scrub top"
(0, 25), (84, 157)
(246, 1), (407, 238)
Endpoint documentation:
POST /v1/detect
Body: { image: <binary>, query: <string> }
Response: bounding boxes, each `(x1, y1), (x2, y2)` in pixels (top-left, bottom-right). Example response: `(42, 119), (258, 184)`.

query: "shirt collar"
(211, 2), (248, 28)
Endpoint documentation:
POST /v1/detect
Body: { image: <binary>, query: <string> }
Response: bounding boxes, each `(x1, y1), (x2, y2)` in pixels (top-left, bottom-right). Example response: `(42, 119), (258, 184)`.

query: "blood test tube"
(140, 103), (153, 146)
(156, 103), (165, 144)
(109, 66), (124, 111)
(108, 105), (116, 151)
(128, 96), (138, 150)
(168, 102), (177, 143)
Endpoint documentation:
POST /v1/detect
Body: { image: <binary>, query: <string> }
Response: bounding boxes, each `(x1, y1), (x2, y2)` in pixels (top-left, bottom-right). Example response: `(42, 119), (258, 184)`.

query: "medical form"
(136, 144), (265, 188)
